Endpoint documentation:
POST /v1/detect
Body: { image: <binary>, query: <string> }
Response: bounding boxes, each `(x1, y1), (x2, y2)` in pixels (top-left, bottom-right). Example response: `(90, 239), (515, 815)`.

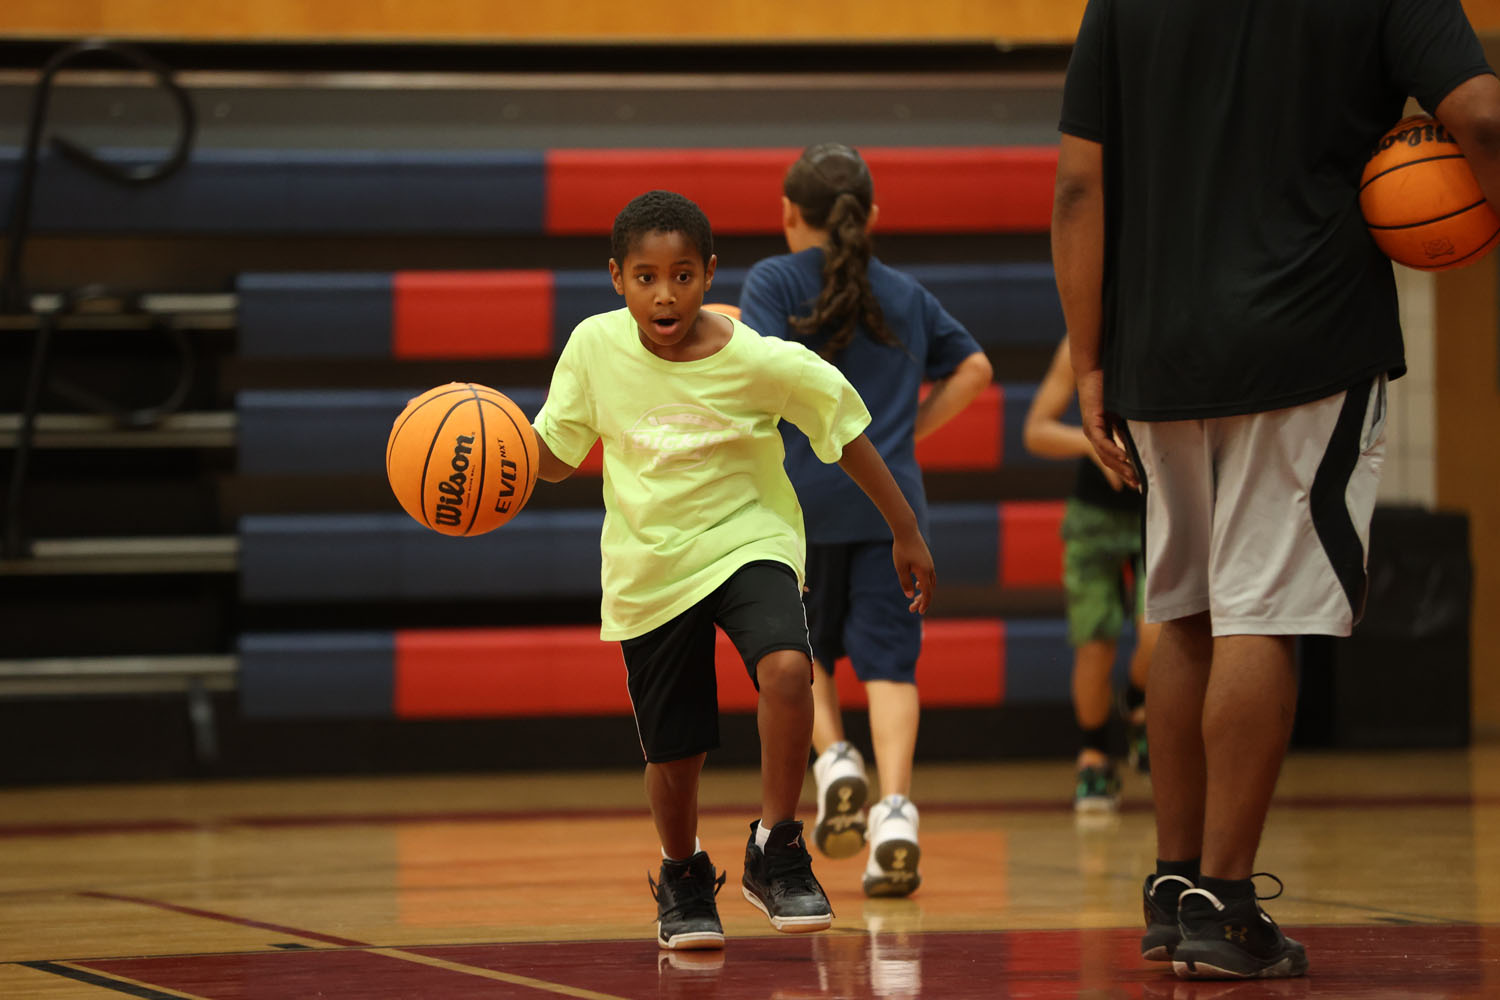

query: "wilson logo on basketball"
(1369, 120), (1456, 159)
(433, 433), (476, 527)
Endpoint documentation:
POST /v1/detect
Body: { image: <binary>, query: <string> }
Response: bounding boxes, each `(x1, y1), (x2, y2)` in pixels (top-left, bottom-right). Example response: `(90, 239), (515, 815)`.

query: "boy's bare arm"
(532, 429), (579, 483)
(837, 434), (936, 614)
(1023, 336), (1124, 489)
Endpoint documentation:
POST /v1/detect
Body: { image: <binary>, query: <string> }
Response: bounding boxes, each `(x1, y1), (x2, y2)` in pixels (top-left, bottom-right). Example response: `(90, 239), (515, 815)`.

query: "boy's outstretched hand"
(892, 529), (936, 614)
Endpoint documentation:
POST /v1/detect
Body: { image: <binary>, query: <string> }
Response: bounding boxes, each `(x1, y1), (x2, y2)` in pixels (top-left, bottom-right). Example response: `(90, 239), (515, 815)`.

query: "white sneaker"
(863, 794), (921, 897)
(811, 741), (869, 858)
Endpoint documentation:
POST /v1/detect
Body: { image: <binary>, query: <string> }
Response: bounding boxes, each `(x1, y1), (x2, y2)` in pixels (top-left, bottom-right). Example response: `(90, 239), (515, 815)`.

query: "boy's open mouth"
(652, 316), (680, 335)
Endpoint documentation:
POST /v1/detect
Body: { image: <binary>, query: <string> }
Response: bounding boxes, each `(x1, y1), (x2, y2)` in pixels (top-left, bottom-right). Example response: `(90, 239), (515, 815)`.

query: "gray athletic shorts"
(1126, 376), (1387, 637)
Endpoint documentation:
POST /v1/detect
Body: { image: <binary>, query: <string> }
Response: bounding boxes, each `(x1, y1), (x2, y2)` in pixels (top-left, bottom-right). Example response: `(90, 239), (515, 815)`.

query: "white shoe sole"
(657, 926), (725, 950)
(813, 772), (868, 859)
(741, 886), (833, 932)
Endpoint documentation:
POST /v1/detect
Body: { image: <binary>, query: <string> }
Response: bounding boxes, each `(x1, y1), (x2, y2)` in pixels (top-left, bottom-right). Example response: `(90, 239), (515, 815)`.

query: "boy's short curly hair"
(611, 190), (713, 265)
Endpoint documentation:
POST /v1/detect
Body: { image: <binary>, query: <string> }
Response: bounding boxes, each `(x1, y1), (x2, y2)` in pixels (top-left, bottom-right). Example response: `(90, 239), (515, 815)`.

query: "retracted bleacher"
(0, 54), (1126, 779)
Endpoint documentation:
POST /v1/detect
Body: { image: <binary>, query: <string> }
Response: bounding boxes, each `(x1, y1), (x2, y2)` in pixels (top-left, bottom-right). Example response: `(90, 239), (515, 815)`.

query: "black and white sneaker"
(1140, 873), (1193, 961)
(1172, 876), (1308, 979)
(742, 820), (834, 932)
(649, 852), (726, 950)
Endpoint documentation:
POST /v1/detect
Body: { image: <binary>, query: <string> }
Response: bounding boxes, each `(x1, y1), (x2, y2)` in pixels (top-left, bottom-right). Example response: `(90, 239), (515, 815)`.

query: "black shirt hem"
(1111, 358), (1404, 422)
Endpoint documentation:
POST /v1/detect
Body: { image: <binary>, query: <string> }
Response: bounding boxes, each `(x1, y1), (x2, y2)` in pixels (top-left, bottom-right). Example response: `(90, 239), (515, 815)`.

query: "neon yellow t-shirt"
(533, 307), (871, 641)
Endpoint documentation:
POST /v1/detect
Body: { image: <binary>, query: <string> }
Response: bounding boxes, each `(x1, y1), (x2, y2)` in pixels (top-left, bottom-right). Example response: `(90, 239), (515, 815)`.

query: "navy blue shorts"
(620, 560), (812, 764)
(804, 541), (922, 684)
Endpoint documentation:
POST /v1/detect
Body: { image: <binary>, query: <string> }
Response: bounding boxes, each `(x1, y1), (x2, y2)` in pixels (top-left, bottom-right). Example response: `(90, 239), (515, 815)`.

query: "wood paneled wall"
(6, 1), (1500, 45)
(7, 2), (1500, 46)
(2, 0), (1088, 44)
(1435, 260), (1500, 740)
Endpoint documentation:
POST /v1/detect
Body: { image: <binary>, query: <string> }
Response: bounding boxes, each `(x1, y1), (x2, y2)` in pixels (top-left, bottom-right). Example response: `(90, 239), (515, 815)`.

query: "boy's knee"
(755, 649), (813, 695)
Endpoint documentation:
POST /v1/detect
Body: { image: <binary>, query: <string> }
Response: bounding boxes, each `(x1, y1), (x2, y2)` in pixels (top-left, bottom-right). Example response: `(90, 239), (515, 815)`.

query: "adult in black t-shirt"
(1054, 0), (1500, 981)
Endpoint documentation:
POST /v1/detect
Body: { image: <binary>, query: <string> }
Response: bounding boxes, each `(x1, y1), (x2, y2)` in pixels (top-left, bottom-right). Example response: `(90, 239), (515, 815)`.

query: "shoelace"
(765, 843), (824, 898)
(648, 867), (726, 923)
(1250, 872), (1285, 901)
(1179, 872), (1286, 913)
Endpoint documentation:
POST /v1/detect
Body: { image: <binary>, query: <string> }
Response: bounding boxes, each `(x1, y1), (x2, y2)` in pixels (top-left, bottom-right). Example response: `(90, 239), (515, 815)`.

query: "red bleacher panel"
(914, 383), (1002, 470)
(545, 147), (1058, 236)
(397, 619), (1011, 719)
(918, 619), (1006, 706)
(546, 149), (795, 236)
(753, 619), (1006, 711)
(861, 147), (1057, 233)
(576, 440), (603, 475)
(394, 627), (626, 718)
(393, 271), (554, 359)
(1000, 501), (1066, 587)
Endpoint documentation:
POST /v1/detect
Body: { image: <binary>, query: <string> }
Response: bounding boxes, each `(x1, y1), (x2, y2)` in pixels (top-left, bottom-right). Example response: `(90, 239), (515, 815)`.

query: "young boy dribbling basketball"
(529, 190), (936, 950)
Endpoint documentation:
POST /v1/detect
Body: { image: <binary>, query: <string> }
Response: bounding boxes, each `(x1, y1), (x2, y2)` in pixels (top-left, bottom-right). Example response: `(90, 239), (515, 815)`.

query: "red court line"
(79, 890), (370, 948)
(0, 819), (200, 838)
(4, 792), (1488, 840)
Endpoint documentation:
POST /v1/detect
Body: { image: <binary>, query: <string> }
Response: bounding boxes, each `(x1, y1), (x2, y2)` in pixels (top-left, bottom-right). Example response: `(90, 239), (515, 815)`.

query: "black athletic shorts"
(620, 559), (813, 764)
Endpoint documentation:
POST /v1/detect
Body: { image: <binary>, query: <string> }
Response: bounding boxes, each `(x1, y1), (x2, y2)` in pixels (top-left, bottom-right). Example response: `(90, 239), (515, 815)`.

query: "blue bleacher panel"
(239, 511), (608, 602)
(236, 388), (548, 476)
(238, 503), (1014, 603)
(238, 632), (396, 719)
(0, 148), (548, 234)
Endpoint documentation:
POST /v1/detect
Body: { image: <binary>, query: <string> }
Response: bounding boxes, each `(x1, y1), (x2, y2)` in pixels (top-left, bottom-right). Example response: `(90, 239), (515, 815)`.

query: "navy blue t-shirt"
(741, 249), (984, 544)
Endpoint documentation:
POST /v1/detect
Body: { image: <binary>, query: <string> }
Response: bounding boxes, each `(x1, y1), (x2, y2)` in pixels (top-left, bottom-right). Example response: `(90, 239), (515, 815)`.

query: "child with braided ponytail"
(740, 143), (992, 897)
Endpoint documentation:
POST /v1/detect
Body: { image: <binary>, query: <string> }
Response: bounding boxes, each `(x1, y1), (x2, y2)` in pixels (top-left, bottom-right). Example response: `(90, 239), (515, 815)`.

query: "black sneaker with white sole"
(741, 820), (834, 932)
(649, 851), (726, 950)
(1172, 877), (1308, 979)
(1140, 873), (1193, 961)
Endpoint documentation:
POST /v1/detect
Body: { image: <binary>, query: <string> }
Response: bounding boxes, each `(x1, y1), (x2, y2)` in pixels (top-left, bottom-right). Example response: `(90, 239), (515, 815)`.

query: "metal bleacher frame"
(0, 291), (241, 762)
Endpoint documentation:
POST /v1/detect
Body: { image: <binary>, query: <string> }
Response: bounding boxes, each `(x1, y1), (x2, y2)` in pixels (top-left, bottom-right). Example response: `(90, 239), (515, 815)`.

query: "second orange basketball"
(1360, 114), (1500, 271)
(387, 383), (539, 536)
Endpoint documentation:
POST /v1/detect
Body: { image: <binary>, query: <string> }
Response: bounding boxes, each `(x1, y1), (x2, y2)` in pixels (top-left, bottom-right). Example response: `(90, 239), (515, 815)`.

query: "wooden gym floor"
(3, 746), (1499, 998)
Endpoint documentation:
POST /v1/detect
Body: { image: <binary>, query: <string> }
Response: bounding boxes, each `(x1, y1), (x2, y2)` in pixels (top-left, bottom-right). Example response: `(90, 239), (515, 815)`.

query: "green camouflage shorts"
(1061, 498), (1144, 647)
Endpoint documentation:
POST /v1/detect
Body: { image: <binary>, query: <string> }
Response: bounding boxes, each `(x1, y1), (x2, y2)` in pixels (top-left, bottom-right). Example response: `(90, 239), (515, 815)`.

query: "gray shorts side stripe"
(1310, 377), (1375, 625)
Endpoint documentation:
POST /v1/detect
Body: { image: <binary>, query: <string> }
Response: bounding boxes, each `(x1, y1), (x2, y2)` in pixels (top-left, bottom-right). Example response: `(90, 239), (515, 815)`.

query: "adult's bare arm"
(1437, 72), (1500, 213)
(1051, 133), (1138, 489)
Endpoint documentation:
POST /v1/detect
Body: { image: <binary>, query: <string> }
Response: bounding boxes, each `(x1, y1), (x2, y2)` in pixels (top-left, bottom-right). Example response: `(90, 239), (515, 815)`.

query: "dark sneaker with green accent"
(1172, 878), (1309, 979)
(741, 820), (834, 932)
(1073, 764), (1122, 813)
(649, 851), (727, 950)
(1141, 873), (1193, 961)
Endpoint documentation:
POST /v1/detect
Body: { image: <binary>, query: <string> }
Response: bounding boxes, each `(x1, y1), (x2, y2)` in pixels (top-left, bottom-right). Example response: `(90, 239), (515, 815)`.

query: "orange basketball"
(1360, 114), (1500, 271)
(386, 382), (539, 536)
